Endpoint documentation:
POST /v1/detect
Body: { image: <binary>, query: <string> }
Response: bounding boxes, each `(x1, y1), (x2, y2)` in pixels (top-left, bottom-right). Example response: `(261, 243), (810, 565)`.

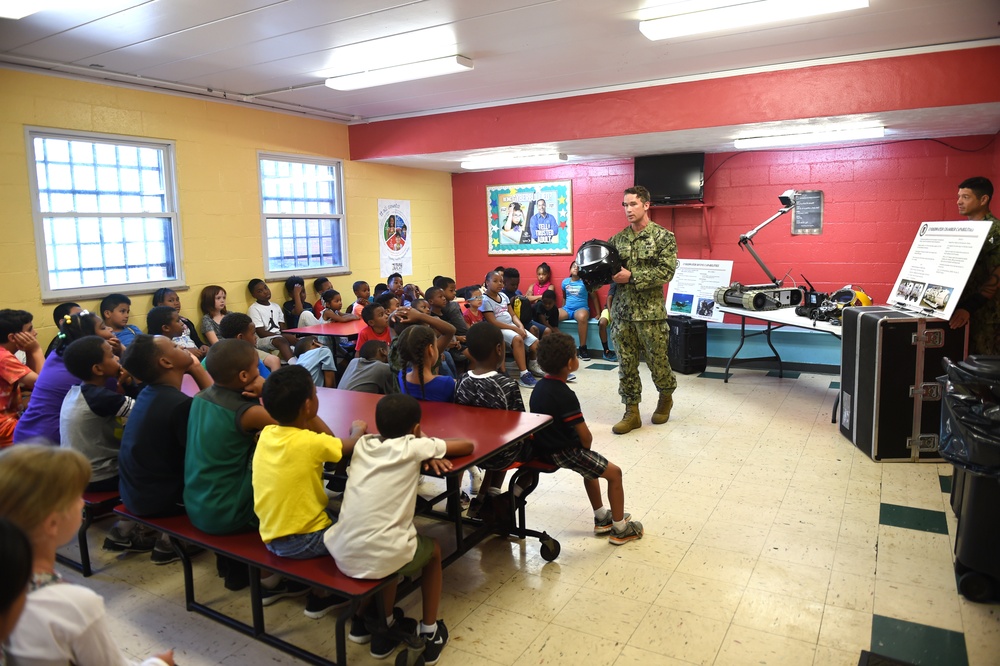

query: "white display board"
(888, 221), (992, 320)
(667, 259), (734, 323)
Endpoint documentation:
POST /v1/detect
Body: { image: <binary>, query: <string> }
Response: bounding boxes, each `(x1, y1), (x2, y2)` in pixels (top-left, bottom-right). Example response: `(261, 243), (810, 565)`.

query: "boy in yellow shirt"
(253, 364), (366, 618)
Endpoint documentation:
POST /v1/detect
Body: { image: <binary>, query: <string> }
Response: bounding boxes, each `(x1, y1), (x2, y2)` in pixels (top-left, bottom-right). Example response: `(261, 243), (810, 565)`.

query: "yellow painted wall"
(0, 69), (455, 347)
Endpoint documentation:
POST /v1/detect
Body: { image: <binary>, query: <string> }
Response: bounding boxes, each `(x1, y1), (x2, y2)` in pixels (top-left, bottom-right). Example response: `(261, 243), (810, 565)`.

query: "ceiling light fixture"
(0, 0), (62, 19)
(733, 125), (885, 149)
(639, 0), (869, 41)
(460, 153), (568, 171)
(324, 55), (473, 91)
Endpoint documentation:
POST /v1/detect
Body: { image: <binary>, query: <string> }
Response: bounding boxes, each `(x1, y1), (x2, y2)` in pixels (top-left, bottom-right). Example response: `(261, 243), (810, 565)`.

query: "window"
(26, 128), (183, 301)
(258, 153), (348, 279)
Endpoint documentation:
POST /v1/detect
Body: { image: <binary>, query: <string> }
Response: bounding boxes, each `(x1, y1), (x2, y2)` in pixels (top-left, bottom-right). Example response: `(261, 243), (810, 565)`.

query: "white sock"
(420, 621), (437, 635)
(612, 519), (627, 532)
(487, 487), (502, 497)
(386, 615), (395, 628)
(594, 507), (610, 521)
(261, 574), (281, 590)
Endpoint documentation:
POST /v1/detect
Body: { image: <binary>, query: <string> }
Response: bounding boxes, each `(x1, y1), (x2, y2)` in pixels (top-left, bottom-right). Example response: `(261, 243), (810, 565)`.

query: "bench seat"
(56, 490), (121, 577)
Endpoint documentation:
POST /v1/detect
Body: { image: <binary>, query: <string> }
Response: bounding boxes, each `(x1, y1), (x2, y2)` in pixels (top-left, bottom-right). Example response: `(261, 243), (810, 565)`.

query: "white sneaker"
(527, 360), (544, 377)
(467, 466), (484, 496)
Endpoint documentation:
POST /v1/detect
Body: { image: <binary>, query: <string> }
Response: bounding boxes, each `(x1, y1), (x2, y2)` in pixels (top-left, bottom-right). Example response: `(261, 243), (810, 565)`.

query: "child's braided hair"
(392, 324), (436, 399)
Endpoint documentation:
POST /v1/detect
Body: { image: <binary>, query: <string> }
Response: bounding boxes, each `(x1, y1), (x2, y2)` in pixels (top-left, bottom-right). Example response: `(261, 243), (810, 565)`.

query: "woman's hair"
(54, 311), (104, 357)
(151, 287), (175, 307)
(0, 518), (32, 617)
(393, 325), (436, 399)
(0, 444), (90, 535)
(199, 285), (228, 317)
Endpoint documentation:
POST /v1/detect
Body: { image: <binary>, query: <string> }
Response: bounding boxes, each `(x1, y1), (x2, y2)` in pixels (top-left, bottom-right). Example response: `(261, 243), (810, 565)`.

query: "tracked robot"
(714, 189), (805, 311)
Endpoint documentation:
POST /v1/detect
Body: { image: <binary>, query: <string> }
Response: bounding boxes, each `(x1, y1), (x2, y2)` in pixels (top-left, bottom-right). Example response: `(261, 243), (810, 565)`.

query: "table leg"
(764, 322), (783, 378)
(724, 316), (748, 383)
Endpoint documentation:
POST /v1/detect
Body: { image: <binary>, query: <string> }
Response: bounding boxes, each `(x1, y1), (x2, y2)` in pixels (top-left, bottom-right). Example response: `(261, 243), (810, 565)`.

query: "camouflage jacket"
(609, 221), (677, 322)
(964, 212), (1000, 354)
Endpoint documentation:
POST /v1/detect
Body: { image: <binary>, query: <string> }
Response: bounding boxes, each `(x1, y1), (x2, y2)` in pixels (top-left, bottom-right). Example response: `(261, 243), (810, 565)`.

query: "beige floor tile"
(721, 479), (788, 505)
(667, 473), (732, 498)
(826, 571), (875, 613)
(714, 624), (817, 666)
(483, 571), (579, 622)
(838, 517), (878, 548)
(959, 599), (1000, 666)
(873, 579), (964, 633)
(613, 645), (699, 665)
(710, 497), (780, 527)
(642, 510), (707, 543)
(629, 605), (729, 665)
(610, 533), (690, 571)
(513, 623), (624, 666)
(732, 587), (825, 643)
(653, 571), (745, 623)
(675, 543), (758, 587)
(772, 507), (842, 542)
(551, 586), (651, 639)
(652, 489), (722, 518)
(812, 645), (862, 666)
(747, 558), (832, 603)
(436, 646), (507, 665)
(817, 605), (872, 653)
(761, 529), (838, 571)
(831, 542), (877, 577)
(584, 552), (671, 603)
(693, 518), (769, 556)
(450, 604), (545, 665)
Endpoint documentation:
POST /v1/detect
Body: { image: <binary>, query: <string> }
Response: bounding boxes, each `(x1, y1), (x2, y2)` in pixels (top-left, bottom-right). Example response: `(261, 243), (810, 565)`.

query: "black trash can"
(939, 355), (1000, 602)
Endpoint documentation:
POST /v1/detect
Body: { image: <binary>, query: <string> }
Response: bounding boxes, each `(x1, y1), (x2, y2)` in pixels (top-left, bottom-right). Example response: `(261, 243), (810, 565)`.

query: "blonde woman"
(0, 445), (174, 665)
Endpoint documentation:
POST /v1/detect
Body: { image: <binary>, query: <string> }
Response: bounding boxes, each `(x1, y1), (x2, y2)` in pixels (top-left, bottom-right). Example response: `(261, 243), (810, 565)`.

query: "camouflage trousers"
(610, 318), (677, 405)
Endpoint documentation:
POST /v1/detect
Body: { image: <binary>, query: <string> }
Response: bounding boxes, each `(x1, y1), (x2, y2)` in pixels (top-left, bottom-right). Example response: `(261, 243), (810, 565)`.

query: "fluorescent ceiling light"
(0, 0), (63, 19)
(734, 126), (885, 149)
(325, 55), (472, 91)
(640, 0), (869, 40)
(461, 153), (568, 171)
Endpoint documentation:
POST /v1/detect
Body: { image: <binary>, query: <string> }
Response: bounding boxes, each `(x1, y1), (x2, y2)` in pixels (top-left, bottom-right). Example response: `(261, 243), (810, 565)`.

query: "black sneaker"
(150, 541), (203, 565)
(102, 524), (157, 553)
(420, 620), (449, 665)
(349, 607), (413, 645)
(578, 346), (591, 361)
(369, 613), (418, 660)
(304, 592), (349, 619)
(260, 579), (310, 606)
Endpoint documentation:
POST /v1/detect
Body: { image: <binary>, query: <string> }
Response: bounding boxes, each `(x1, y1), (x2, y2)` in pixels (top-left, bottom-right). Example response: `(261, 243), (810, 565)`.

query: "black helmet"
(575, 239), (623, 291)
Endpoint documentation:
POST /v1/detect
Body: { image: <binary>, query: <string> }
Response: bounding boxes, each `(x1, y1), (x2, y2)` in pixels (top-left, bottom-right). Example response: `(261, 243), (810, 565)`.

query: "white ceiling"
(2, 0), (999, 171)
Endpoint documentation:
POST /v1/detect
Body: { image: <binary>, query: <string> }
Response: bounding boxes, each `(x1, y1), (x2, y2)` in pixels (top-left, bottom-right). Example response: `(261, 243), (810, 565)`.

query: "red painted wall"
(451, 135), (996, 311)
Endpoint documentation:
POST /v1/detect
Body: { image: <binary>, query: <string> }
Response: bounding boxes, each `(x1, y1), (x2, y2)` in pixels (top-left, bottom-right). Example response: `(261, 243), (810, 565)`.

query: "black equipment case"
(839, 306), (967, 462)
(667, 315), (707, 375)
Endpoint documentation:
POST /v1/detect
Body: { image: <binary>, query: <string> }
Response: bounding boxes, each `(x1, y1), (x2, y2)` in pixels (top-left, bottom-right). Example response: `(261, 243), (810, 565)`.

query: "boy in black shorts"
(529, 332), (643, 545)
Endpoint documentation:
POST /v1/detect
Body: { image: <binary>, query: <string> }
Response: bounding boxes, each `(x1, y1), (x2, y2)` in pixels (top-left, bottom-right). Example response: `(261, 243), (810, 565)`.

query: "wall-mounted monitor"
(633, 152), (705, 204)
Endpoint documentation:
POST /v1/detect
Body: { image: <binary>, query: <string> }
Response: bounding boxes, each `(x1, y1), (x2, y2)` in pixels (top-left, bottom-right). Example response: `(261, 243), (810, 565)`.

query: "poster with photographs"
(378, 199), (412, 276)
(487, 180), (572, 255)
(887, 220), (992, 320)
(666, 259), (734, 323)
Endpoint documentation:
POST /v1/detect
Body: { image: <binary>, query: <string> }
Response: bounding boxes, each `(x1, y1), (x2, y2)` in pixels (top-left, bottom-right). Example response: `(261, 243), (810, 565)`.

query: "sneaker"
(527, 359), (545, 377)
(603, 349), (618, 362)
(466, 495), (486, 520)
(304, 592), (349, 619)
(368, 613), (419, 659)
(419, 620), (450, 665)
(578, 346), (591, 361)
(517, 371), (537, 388)
(103, 524), (157, 553)
(594, 512), (631, 535)
(260, 579), (310, 606)
(566, 372), (577, 382)
(467, 466), (484, 496)
(459, 491), (472, 510)
(350, 607), (414, 645)
(609, 519), (644, 545)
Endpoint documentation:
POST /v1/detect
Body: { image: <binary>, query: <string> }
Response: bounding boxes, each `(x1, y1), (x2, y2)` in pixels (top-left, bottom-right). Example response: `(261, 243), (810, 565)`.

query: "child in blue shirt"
(100, 293), (142, 347)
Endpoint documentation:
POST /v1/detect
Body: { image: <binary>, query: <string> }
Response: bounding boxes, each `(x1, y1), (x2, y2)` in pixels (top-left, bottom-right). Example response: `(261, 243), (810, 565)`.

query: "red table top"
(180, 378), (550, 471)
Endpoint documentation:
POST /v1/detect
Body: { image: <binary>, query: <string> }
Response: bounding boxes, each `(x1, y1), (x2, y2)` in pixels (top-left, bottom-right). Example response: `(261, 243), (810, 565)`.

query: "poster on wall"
(378, 199), (412, 277)
(887, 220), (992, 321)
(791, 190), (824, 235)
(666, 259), (734, 323)
(487, 180), (572, 255)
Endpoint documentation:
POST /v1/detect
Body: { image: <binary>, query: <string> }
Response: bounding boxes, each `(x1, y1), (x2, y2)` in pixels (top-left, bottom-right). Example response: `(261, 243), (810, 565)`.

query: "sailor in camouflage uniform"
(950, 177), (1000, 355)
(608, 185), (678, 435)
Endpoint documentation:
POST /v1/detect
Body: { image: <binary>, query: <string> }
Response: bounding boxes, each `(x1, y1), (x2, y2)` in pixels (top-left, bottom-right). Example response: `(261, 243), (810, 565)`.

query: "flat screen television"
(633, 152), (705, 204)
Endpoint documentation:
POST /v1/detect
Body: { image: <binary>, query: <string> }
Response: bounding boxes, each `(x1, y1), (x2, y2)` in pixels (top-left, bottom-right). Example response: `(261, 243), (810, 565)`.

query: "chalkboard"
(791, 190), (823, 235)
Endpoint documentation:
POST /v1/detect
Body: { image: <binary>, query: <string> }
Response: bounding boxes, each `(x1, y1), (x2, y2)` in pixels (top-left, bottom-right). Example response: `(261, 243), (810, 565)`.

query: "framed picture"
(487, 180), (572, 255)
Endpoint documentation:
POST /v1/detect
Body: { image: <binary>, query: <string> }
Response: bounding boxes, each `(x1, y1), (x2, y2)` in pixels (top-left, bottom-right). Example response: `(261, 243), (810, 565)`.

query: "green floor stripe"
(698, 371), (732, 380)
(939, 475), (952, 493)
(830, 380), (841, 389)
(586, 363), (617, 371)
(879, 503), (949, 535)
(870, 615), (968, 666)
(766, 370), (800, 378)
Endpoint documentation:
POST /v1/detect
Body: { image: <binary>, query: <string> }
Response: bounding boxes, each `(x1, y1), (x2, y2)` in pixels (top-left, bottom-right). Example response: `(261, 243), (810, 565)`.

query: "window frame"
(257, 151), (349, 281)
(25, 126), (185, 303)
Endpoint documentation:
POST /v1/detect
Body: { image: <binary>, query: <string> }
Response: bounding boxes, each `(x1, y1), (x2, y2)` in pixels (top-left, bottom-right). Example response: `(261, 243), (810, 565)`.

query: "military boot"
(651, 392), (673, 425)
(612, 405), (641, 435)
